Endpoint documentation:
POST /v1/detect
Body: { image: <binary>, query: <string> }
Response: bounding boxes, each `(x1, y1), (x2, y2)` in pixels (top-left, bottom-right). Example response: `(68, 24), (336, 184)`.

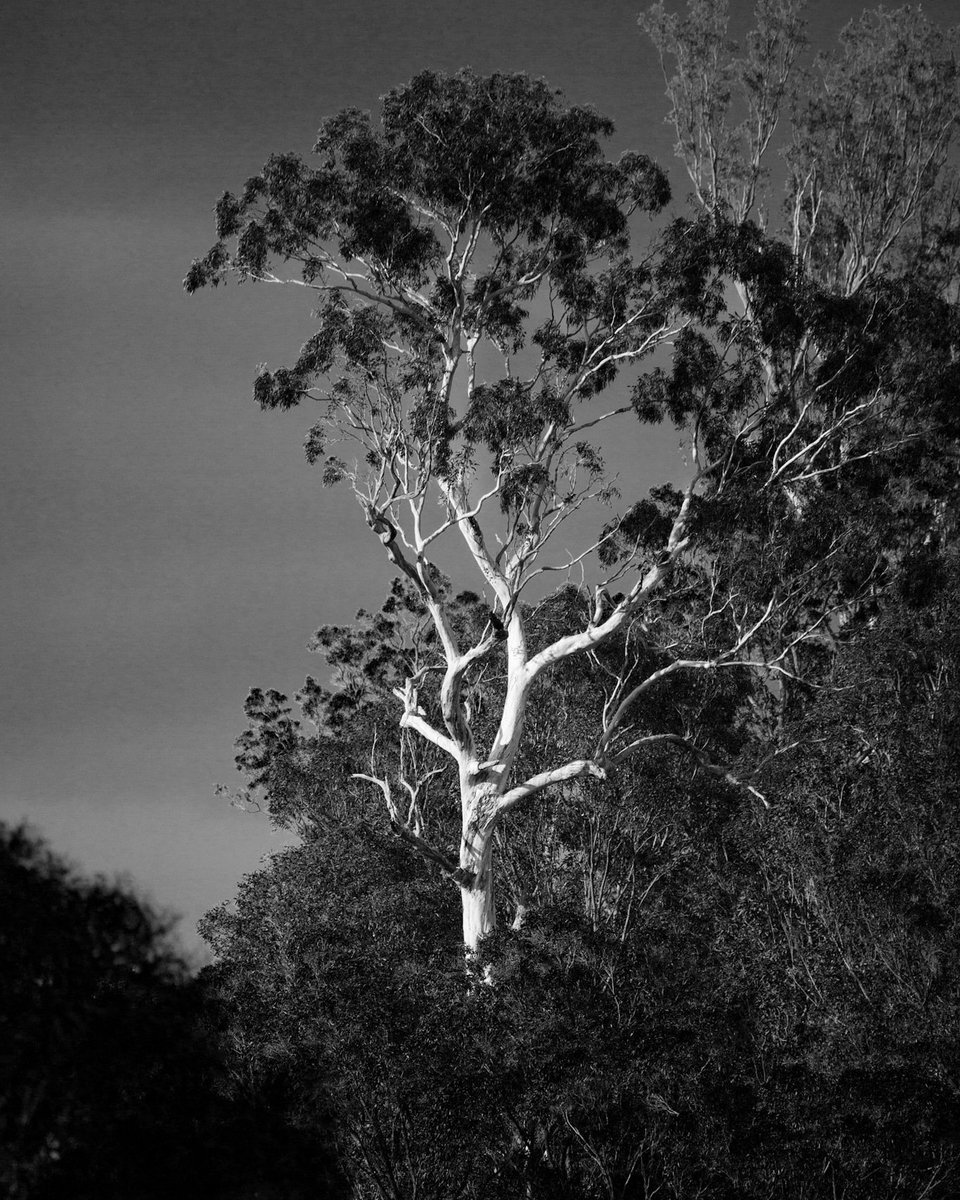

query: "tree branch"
(351, 773), (471, 885)
(495, 758), (608, 818)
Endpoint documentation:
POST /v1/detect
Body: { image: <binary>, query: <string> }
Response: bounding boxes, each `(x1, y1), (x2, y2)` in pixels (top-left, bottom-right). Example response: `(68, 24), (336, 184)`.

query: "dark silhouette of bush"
(0, 823), (346, 1199)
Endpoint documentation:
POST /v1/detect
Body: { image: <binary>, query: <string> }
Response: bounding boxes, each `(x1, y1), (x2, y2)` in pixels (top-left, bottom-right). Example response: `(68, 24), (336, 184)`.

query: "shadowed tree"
(0, 825), (346, 1200)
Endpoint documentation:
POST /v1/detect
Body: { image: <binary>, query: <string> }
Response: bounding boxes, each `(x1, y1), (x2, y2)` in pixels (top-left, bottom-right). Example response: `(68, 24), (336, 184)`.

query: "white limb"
(490, 726), (795, 825)
(351, 771), (467, 882)
(398, 710), (459, 761)
(495, 758), (608, 818)
(568, 404), (634, 436)
(438, 624), (502, 755)
(516, 519), (623, 594)
(597, 598), (778, 754)
(437, 476), (512, 609)
(600, 733), (772, 808)
(521, 476), (695, 687)
(391, 681), (460, 761)
(418, 472), (506, 551)
(485, 606), (528, 775)
(351, 772), (400, 823)
(399, 767), (444, 837)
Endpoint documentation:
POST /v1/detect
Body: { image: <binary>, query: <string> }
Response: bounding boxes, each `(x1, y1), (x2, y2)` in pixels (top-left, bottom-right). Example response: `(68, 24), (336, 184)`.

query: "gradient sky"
(4, 0), (956, 957)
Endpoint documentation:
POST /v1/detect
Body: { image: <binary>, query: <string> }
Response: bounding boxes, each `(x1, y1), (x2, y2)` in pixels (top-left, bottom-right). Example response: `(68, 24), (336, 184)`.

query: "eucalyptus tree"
(640, 0), (960, 524)
(188, 50), (958, 953)
(636, 0), (960, 738)
(640, 0), (960, 290)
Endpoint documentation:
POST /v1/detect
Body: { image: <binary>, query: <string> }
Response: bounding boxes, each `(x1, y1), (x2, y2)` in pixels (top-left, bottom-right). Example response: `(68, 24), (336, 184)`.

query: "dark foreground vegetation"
(0, 824), (346, 1199)
(9, 1), (960, 1196)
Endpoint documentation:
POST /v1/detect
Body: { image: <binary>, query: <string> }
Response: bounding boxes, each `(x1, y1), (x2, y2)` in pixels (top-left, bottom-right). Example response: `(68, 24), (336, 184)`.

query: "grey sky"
(3, 0), (955, 955)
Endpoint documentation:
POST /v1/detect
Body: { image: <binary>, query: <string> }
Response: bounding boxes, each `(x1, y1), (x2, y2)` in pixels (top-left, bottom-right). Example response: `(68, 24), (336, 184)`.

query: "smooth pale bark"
(459, 778), (499, 952)
(460, 835), (496, 951)
(442, 499), (696, 952)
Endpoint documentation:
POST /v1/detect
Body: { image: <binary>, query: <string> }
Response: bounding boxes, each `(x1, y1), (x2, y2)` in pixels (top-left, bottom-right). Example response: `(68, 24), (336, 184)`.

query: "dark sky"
(3, 0), (956, 955)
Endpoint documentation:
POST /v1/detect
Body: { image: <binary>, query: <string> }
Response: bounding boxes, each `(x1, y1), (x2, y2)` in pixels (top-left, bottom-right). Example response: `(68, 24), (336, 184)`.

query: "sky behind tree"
(3, 0), (955, 953)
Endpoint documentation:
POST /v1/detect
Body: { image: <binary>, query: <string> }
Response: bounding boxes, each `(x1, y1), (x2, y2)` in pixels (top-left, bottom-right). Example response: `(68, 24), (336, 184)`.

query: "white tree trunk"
(459, 782), (498, 953)
(460, 861), (496, 952)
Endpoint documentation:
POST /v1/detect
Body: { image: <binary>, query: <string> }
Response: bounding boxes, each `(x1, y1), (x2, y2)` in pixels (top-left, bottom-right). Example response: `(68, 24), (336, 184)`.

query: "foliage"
(711, 555), (960, 1196)
(0, 825), (346, 1199)
(204, 556), (960, 1197)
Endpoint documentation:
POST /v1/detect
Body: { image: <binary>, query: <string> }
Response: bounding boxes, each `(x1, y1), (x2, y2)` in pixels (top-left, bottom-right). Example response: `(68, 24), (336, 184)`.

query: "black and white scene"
(3, 0), (960, 1195)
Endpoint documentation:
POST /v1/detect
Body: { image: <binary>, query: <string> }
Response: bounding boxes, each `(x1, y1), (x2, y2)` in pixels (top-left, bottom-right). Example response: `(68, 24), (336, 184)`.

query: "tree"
(0, 824), (184, 1196)
(202, 614), (760, 1197)
(639, 1), (960, 292)
(0, 825), (346, 1199)
(187, 24), (959, 959)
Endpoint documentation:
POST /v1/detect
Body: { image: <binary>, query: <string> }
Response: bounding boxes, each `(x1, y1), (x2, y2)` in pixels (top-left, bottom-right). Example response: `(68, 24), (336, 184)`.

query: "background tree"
(640, 0), (960, 556)
(639, 1), (960, 287)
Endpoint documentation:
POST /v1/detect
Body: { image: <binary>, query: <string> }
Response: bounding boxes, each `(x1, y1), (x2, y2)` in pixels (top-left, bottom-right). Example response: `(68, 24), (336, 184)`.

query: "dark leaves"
(182, 242), (229, 292)
(462, 380), (568, 458)
(618, 150), (671, 214)
(254, 366), (303, 411)
(320, 457), (347, 487)
(214, 191), (242, 239)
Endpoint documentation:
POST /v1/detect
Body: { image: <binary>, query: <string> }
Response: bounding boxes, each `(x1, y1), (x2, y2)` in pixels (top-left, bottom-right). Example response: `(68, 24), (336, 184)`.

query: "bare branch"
(352, 771), (470, 883)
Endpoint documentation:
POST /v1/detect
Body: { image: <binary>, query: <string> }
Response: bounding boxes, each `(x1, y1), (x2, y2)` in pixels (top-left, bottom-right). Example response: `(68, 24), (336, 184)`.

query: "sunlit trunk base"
(460, 795), (497, 956)
(460, 868), (496, 954)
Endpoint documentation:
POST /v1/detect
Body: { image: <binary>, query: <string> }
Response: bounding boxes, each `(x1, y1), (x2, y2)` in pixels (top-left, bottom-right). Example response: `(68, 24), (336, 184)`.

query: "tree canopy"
(203, 553), (960, 1197)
